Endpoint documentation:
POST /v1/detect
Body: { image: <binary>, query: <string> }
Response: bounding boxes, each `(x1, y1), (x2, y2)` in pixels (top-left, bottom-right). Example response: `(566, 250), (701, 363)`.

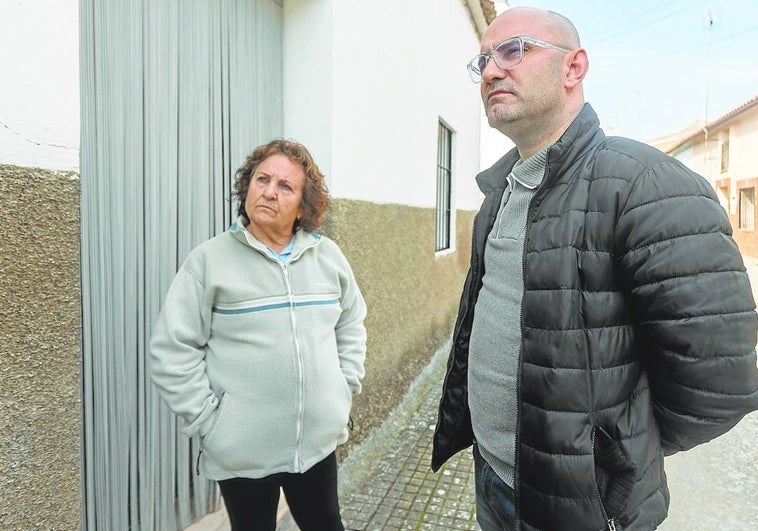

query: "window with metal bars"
(436, 121), (453, 251)
(739, 187), (755, 230)
(721, 138), (730, 173)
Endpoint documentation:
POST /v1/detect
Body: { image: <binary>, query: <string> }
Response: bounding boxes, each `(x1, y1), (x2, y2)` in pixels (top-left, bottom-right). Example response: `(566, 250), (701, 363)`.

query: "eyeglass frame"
(467, 35), (574, 83)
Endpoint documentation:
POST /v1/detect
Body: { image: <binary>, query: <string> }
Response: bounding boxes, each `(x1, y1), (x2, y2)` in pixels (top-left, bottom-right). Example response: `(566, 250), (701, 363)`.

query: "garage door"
(79, 0), (283, 528)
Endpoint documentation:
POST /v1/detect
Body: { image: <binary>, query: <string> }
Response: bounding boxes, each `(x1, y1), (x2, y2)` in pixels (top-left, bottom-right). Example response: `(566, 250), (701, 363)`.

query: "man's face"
(245, 154), (305, 237)
(479, 12), (567, 135)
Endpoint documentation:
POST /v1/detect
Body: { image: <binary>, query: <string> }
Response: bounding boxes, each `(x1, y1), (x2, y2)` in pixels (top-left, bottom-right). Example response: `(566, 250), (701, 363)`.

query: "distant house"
(646, 120), (705, 155)
(663, 96), (758, 257)
(1, 0), (496, 529)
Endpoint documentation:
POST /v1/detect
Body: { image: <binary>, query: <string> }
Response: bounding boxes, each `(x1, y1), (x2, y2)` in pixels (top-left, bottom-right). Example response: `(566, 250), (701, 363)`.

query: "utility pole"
(703, 9), (714, 177)
(704, 9), (714, 125)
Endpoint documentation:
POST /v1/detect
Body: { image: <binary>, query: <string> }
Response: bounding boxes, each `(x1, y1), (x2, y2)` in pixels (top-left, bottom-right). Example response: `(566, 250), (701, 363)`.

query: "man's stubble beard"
(486, 100), (528, 139)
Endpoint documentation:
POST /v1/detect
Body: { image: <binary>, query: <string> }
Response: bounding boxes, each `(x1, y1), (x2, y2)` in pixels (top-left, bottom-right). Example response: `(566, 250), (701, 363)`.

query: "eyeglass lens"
(477, 38), (523, 74)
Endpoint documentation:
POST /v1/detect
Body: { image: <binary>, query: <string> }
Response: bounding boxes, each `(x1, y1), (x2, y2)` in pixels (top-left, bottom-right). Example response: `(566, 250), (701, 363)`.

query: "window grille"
(436, 122), (453, 251)
(739, 187), (755, 230)
(721, 139), (730, 173)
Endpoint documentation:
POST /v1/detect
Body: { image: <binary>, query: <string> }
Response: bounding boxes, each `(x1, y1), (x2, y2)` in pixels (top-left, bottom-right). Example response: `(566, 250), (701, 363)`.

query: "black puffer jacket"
(432, 104), (758, 530)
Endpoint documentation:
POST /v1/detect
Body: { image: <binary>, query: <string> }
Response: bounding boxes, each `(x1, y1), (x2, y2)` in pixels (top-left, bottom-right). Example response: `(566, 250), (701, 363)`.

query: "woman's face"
(245, 154), (305, 238)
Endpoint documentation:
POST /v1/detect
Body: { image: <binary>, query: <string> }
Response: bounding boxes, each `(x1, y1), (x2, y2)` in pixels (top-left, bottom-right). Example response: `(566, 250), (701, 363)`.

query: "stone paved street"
(336, 343), (478, 531)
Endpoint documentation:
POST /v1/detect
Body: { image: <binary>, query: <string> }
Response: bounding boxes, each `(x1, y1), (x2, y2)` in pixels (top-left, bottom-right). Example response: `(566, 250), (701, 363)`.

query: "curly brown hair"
(234, 139), (330, 232)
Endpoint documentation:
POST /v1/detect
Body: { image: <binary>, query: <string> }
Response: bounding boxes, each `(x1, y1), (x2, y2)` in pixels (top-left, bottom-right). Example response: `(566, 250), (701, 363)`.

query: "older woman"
(150, 139), (367, 531)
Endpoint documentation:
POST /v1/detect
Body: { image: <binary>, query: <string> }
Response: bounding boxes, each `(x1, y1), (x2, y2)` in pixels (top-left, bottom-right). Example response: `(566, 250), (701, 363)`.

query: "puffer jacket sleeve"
(149, 265), (219, 437)
(615, 157), (758, 454)
(334, 249), (367, 395)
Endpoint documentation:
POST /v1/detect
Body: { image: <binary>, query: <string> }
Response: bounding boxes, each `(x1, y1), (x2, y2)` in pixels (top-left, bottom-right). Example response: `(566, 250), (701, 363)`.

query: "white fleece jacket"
(149, 219), (367, 480)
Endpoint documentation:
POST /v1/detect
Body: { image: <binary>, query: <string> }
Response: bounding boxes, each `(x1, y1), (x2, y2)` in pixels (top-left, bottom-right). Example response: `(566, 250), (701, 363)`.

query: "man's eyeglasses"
(467, 36), (573, 83)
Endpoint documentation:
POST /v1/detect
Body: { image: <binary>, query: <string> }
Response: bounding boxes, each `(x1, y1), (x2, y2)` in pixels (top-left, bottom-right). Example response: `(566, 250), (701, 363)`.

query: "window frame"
(721, 138), (730, 174)
(739, 187), (755, 231)
(435, 120), (454, 252)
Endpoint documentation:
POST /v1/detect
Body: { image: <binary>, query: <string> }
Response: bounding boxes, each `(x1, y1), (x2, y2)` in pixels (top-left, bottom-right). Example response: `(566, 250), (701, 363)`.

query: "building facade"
(667, 96), (758, 257)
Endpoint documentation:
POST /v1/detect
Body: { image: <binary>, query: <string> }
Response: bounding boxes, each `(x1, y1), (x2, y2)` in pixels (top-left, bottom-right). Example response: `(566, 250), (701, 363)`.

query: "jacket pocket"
(201, 391), (227, 444)
(198, 391), (225, 439)
(592, 425), (637, 530)
(200, 392), (256, 471)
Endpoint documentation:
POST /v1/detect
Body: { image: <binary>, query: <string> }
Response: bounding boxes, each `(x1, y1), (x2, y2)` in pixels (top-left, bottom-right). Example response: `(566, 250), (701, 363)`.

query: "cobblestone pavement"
(335, 342), (479, 531)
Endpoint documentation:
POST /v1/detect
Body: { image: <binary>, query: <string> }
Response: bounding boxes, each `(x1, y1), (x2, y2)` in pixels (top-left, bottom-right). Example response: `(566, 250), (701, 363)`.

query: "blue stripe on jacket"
(212, 298), (340, 315)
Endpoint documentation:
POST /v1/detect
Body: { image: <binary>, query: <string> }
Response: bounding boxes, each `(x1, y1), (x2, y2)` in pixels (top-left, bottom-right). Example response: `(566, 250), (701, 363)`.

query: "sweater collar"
(509, 146), (549, 190)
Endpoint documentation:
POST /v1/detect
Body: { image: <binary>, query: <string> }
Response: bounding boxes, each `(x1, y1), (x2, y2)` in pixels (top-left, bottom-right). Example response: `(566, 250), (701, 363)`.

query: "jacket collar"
(476, 103), (605, 195)
(229, 216), (321, 259)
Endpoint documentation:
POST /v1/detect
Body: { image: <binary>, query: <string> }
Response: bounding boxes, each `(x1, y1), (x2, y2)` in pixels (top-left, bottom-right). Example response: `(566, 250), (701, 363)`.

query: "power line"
(589, 0), (690, 41)
(586, 0), (711, 46)
(590, 24), (758, 70)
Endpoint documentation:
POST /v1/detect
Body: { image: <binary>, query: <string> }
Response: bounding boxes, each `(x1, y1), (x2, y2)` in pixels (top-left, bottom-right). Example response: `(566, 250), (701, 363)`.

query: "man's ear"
(564, 48), (589, 88)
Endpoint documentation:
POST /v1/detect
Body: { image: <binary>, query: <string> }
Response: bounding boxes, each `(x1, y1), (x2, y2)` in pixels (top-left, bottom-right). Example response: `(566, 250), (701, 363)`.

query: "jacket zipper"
(282, 240), (319, 472)
(513, 161), (550, 522)
(281, 261), (305, 472)
(231, 230), (320, 472)
(513, 211), (526, 521)
(591, 426), (618, 531)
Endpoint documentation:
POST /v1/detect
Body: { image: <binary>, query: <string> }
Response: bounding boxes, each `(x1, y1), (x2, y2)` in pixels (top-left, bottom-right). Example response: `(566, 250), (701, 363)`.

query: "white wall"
(284, 0), (485, 211)
(0, 0), (79, 171)
(282, 0), (334, 184)
(732, 109), (758, 178)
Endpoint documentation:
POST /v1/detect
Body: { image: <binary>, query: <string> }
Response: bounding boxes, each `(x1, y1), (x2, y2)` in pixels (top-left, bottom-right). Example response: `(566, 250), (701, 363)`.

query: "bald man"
(433, 7), (758, 531)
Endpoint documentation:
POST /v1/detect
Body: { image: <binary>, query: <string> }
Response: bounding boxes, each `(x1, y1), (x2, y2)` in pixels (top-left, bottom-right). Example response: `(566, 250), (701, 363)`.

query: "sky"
(491, 0), (758, 142)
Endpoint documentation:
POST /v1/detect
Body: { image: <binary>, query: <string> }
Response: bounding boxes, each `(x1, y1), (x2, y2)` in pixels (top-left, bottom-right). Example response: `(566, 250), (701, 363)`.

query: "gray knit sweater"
(468, 147), (548, 487)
